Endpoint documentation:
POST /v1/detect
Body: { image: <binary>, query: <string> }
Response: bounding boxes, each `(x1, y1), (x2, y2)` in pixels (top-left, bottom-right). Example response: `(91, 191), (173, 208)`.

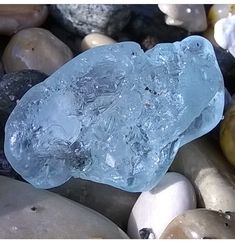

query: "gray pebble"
(0, 70), (47, 114)
(49, 4), (131, 37)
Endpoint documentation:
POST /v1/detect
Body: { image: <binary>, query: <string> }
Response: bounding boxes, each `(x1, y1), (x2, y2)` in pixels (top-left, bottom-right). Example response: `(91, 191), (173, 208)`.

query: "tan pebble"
(160, 209), (235, 239)
(208, 4), (235, 26)
(220, 105), (235, 167)
(81, 33), (116, 52)
(170, 136), (235, 212)
(0, 5), (48, 35)
(2, 27), (73, 75)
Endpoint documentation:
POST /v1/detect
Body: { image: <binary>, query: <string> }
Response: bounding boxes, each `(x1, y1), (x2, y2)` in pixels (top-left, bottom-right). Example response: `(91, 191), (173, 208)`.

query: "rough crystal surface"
(4, 36), (224, 191)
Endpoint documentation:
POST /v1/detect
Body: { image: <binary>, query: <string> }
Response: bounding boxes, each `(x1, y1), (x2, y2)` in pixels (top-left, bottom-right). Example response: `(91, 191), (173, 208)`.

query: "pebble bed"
(0, 4), (235, 239)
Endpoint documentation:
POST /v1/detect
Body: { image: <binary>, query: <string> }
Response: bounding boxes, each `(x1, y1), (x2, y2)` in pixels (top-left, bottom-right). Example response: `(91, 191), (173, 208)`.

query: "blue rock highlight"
(4, 36), (224, 191)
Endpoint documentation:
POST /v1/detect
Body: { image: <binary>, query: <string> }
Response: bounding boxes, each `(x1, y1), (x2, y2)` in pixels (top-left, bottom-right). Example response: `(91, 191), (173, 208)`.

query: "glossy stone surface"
(50, 178), (140, 230)
(49, 5), (131, 37)
(220, 104), (235, 167)
(0, 5), (48, 35)
(170, 136), (235, 212)
(2, 27), (73, 75)
(160, 209), (235, 239)
(158, 4), (207, 32)
(81, 33), (116, 52)
(0, 70), (47, 114)
(4, 36), (224, 191)
(127, 172), (196, 239)
(0, 175), (128, 239)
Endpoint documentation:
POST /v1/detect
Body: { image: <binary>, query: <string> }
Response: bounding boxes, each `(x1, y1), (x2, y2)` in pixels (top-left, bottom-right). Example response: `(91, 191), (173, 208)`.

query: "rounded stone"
(127, 172), (196, 239)
(2, 27), (73, 75)
(49, 5), (131, 37)
(158, 4), (207, 32)
(0, 5), (48, 35)
(50, 178), (140, 230)
(0, 70), (47, 114)
(0, 175), (128, 239)
(160, 209), (235, 239)
(81, 33), (116, 52)
(220, 104), (235, 167)
(170, 136), (235, 212)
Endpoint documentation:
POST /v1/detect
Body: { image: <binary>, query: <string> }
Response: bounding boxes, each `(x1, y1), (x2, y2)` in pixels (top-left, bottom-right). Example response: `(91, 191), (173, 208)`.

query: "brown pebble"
(160, 209), (235, 239)
(2, 27), (73, 75)
(0, 5), (48, 35)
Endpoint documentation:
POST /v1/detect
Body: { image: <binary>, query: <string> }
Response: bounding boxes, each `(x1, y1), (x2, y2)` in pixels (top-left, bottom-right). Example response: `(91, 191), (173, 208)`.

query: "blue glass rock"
(4, 36), (224, 191)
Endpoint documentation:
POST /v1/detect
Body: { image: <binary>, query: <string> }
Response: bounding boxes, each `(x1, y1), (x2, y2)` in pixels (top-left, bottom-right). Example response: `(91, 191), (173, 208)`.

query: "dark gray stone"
(0, 70), (47, 114)
(49, 4), (131, 37)
(50, 178), (140, 231)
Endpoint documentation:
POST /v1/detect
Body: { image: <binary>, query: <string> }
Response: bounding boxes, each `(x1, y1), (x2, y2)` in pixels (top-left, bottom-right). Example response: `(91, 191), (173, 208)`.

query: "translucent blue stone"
(4, 36), (224, 191)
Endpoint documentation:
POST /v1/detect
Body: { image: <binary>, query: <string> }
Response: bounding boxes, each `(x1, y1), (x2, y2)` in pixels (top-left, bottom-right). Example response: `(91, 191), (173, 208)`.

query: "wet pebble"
(0, 5), (48, 35)
(2, 27), (73, 75)
(170, 136), (235, 212)
(0, 70), (47, 114)
(0, 175), (129, 239)
(158, 4), (207, 32)
(81, 33), (116, 52)
(49, 5), (131, 37)
(127, 172), (196, 239)
(160, 209), (235, 239)
(220, 104), (235, 167)
(50, 178), (140, 231)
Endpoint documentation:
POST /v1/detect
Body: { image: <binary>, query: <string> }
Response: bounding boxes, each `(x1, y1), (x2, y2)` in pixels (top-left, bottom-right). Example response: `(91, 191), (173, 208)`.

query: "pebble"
(160, 209), (235, 239)
(0, 70), (47, 114)
(0, 175), (128, 239)
(0, 5), (48, 35)
(204, 5), (235, 46)
(158, 4), (207, 32)
(220, 104), (235, 167)
(127, 172), (196, 239)
(214, 15), (235, 57)
(80, 33), (116, 52)
(2, 27), (73, 75)
(170, 136), (235, 212)
(50, 178), (140, 231)
(49, 5), (131, 37)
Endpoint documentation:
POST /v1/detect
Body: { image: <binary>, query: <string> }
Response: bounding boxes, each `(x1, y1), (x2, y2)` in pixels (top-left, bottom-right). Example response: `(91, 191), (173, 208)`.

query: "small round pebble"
(220, 104), (235, 167)
(0, 5), (48, 35)
(81, 33), (116, 52)
(2, 27), (73, 75)
(160, 209), (235, 239)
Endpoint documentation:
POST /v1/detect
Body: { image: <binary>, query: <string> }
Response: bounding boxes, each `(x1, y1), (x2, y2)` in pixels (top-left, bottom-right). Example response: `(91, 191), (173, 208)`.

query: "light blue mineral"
(4, 36), (224, 191)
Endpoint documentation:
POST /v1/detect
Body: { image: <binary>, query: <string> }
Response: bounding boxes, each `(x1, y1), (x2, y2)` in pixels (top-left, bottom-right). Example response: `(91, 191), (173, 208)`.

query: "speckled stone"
(49, 5), (131, 37)
(2, 27), (73, 75)
(160, 209), (235, 239)
(0, 5), (48, 35)
(50, 178), (140, 231)
(170, 136), (235, 212)
(0, 70), (47, 114)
